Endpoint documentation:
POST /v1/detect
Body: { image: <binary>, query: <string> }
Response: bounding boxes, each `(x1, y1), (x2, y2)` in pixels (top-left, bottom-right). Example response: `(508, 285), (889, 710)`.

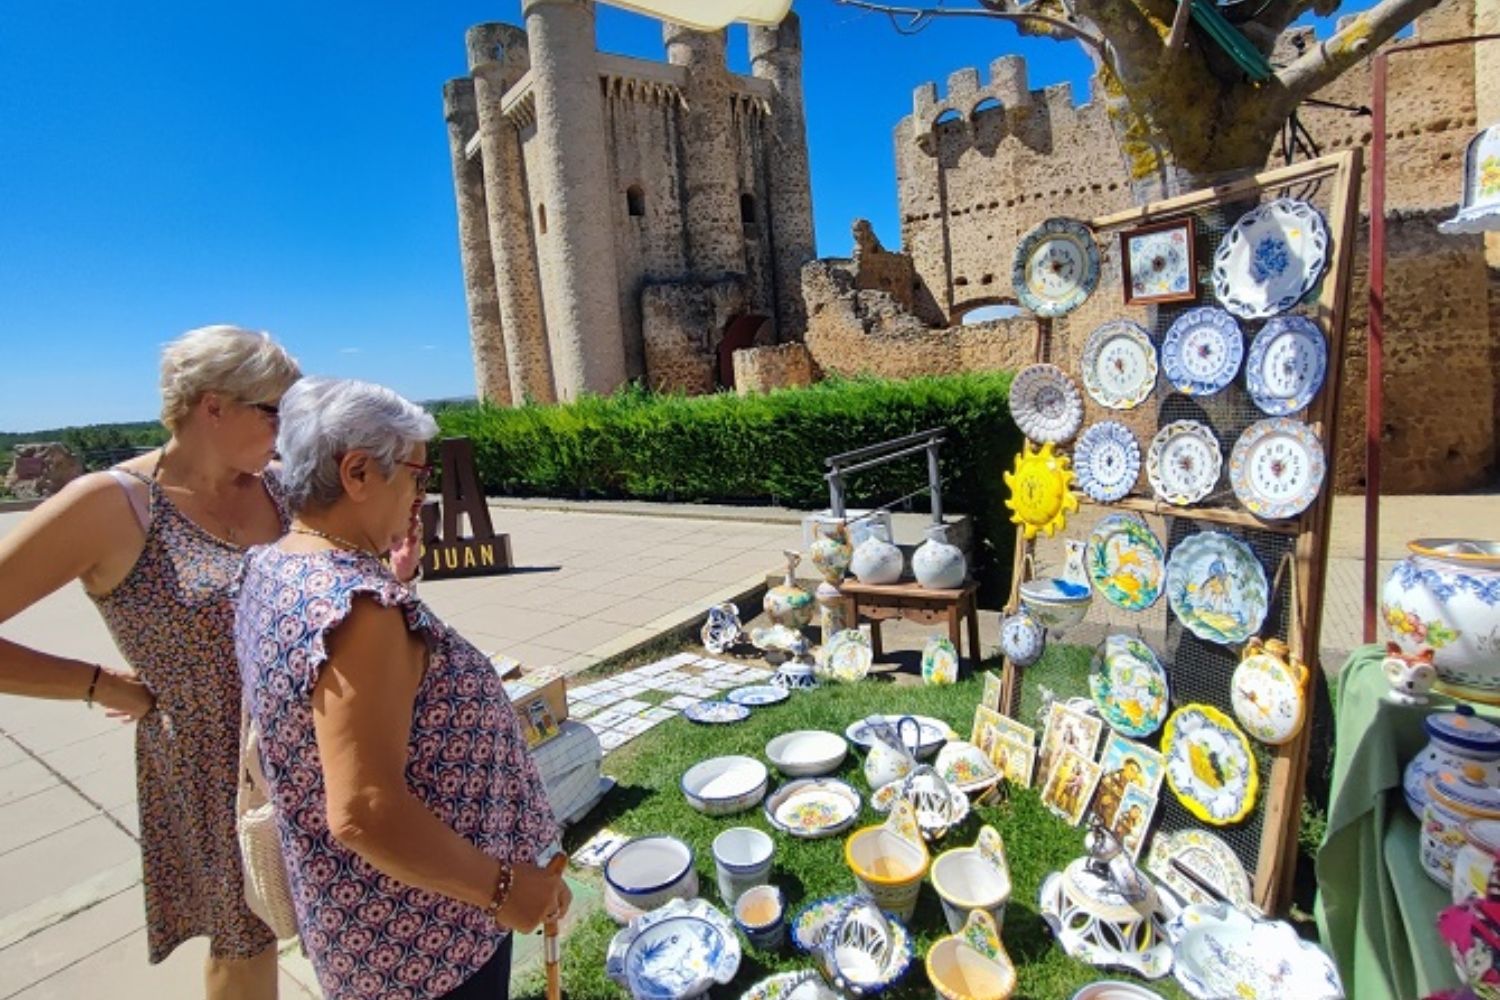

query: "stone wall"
(641, 277), (747, 394)
(733, 342), (816, 394)
(4, 443), (83, 499)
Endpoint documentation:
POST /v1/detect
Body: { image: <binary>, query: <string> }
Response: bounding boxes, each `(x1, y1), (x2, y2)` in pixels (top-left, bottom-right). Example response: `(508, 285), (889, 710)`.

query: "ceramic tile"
(661, 695), (702, 711)
(641, 707), (678, 723)
(598, 731), (632, 753)
(614, 717), (656, 737)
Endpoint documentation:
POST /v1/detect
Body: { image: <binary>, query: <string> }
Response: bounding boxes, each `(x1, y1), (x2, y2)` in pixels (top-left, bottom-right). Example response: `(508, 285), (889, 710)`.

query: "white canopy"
(596, 0), (793, 30)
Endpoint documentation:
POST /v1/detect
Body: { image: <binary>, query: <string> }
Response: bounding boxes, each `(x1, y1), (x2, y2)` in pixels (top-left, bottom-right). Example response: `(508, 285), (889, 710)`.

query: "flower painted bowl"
(606, 898), (741, 1000)
(934, 740), (1001, 794)
(1383, 539), (1500, 703)
(766, 730), (849, 777)
(764, 777), (863, 840)
(605, 835), (699, 916)
(1020, 577), (1093, 632)
(681, 756), (769, 816)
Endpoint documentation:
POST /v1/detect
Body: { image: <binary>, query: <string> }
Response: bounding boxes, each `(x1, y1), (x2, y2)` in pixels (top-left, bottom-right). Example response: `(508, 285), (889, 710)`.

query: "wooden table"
(839, 579), (982, 671)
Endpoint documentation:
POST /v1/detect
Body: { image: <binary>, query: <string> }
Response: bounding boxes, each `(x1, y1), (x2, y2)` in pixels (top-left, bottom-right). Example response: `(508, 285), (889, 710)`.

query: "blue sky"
(0, 1), (1366, 431)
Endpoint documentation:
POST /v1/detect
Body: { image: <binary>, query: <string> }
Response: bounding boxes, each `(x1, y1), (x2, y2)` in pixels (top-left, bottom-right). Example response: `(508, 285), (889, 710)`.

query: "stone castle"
(442, 0), (814, 405)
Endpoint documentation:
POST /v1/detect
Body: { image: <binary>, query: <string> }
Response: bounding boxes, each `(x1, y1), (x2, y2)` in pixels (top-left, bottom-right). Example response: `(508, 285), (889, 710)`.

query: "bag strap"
(238, 699), (274, 805)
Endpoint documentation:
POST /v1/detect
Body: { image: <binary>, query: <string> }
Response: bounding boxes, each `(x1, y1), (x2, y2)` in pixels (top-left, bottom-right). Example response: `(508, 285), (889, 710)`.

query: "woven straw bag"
(236, 712), (300, 940)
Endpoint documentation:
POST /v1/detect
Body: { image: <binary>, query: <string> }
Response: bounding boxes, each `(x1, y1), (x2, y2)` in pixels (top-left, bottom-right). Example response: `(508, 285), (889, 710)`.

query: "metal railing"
(824, 427), (947, 524)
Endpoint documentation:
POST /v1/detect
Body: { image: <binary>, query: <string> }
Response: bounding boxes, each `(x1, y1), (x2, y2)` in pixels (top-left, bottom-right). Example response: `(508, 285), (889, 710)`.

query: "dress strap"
(106, 468), (152, 533)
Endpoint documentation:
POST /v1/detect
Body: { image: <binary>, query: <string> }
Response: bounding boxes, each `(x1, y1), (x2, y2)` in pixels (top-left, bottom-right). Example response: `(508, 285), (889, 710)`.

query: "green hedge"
(435, 375), (1022, 601)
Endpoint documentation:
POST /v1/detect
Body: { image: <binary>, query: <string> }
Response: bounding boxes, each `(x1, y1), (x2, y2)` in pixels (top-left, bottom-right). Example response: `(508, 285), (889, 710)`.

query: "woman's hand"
(497, 853), (571, 933)
(96, 671), (155, 721)
(389, 506), (422, 584)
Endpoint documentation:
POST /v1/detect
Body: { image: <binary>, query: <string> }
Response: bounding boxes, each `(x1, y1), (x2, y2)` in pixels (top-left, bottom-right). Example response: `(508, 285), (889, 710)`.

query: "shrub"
(435, 375), (1021, 601)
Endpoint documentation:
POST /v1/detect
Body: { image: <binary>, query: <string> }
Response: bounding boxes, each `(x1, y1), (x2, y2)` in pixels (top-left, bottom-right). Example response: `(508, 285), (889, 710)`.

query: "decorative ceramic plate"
(1009, 363), (1085, 444)
(764, 778), (863, 839)
(1212, 198), (1330, 319)
(822, 629), (874, 683)
(1162, 704), (1259, 825)
(1245, 315), (1328, 415)
(740, 971), (841, 1000)
(1146, 420), (1222, 506)
(1146, 828), (1252, 909)
(1167, 903), (1345, 999)
(845, 715), (951, 757)
(791, 894), (913, 960)
(1086, 513), (1166, 611)
(1081, 319), (1158, 410)
(726, 684), (790, 707)
(683, 700), (751, 725)
(1089, 635), (1170, 738)
(1012, 217), (1101, 317)
(1160, 307), (1244, 396)
(606, 898), (741, 1000)
(921, 636), (960, 685)
(1004, 441), (1079, 540)
(1229, 417), (1325, 520)
(1165, 531), (1268, 645)
(1073, 421), (1141, 503)
(1231, 641), (1308, 746)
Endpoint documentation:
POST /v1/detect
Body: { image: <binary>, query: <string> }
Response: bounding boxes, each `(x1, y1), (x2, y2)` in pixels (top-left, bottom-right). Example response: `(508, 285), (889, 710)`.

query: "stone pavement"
(0, 492), (1495, 997)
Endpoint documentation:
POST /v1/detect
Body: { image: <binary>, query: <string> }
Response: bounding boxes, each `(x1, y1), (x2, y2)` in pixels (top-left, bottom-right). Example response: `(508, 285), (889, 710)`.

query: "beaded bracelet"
(486, 862), (514, 924)
(84, 666), (103, 708)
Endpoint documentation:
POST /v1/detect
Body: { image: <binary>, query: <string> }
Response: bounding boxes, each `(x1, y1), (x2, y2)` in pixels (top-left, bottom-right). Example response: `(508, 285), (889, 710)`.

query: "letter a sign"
(418, 438), (514, 580)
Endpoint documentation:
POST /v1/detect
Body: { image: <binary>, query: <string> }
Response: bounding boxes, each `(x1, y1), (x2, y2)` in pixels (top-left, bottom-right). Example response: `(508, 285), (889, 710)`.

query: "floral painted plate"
(1146, 420), (1222, 506)
(740, 971), (841, 1000)
(1073, 421), (1141, 503)
(1012, 217), (1101, 317)
(1146, 828), (1252, 909)
(683, 700), (751, 725)
(1081, 319), (1158, 410)
(1167, 903), (1344, 999)
(1004, 441), (1079, 540)
(1086, 513), (1165, 611)
(764, 778), (863, 839)
(1089, 634), (1170, 738)
(1212, 198), (1330, 320)
(1165, 531), (1269, 645)
(726, 684), (791, 707)
(1245, 315), (1328, 416)
(1009, 363), (1085, 444)
(1229, 417), (1325, 520)
(822, 629), (874, 683)
(921, 636), (960, 686)
(1161, 307), (1244, 396)
(1162, 703), (1259, 825)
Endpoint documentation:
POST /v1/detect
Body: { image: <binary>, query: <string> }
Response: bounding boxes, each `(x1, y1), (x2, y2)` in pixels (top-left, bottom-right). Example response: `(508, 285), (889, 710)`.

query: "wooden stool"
(839, 580), (982, 671)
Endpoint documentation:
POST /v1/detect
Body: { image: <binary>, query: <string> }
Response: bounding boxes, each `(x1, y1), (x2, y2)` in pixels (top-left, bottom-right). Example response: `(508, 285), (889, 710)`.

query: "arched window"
(626, 185), (645, 217)
(740, 193), (757, 236)
(933, 108), (962, 129)
(971, 97), (1003, 120)
(537, 203), (547, 235)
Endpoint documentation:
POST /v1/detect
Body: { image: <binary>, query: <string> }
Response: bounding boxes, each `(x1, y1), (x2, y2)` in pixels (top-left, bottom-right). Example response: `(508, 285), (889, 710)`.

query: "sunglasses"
(395, 460), (433, 493)
(247, 401), (281, 422)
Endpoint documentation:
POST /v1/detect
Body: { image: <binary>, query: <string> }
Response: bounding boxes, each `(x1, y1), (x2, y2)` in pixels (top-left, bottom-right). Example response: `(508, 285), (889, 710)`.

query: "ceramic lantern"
(1440, 123), (1500, 235)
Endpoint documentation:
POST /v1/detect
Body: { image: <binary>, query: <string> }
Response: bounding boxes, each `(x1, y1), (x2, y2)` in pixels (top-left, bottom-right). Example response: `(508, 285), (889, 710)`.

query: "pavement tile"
(7, 927), (205, 1000)
(0, 885), (144, 996)
(0, 815), (141, 916)
(594, 597), (691, 626)
(0, 785), (99, 857)
(0, 759), (60, 809)
(529, 619), (632, 655)
(34, 728), (134, 783)
(0, 737), (26, 770)
(68, 757), (139, 812)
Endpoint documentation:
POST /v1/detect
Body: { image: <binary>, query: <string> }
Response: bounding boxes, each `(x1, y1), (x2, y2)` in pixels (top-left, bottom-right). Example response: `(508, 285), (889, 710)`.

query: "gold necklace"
(288, 525), (378, 557)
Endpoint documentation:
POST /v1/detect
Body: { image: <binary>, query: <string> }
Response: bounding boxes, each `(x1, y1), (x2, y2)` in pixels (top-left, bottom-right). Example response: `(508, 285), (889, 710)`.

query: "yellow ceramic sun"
(1003, 442), (1080, 539)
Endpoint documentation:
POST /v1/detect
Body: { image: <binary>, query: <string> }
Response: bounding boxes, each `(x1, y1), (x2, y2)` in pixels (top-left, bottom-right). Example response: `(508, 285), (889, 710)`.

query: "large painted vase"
(765, 550), (816, 629)
(1383, 540), (1500, 703)
(810, 520), (853, 584)
(913, 524), (967, 590)
(850, 523), (904, 585)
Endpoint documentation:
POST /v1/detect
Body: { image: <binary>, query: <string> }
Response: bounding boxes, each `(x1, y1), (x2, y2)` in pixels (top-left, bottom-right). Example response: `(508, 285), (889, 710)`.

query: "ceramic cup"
(931, 846), (1011, 933)
(845, 824), (929, 920)
(733, 884), (786, 951)
(712, 826), (774, 904)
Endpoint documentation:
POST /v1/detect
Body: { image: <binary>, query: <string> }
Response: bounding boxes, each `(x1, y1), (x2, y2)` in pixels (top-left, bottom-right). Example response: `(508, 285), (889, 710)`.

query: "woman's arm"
(312, 597), (566, 930)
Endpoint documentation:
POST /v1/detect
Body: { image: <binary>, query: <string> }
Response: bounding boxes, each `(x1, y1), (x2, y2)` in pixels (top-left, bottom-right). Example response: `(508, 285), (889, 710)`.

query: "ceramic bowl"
(604, 869), (701, 925)
(740, 970), (841, 1000)
(682, 755), (770, 816)
(766, 730), (849, 777)
(606, 897), (741, 1000)
(813, 894), (915, 997)
(934, 740), (1001, 794)
(845, 715), (950, 759)
(925, 912), (1017, 1000)
(764, 777), (863, 839)
(1070, 984), (1167, 1000)
(1166, 902), (1344, 999)
(845, 816), (930, 920)
(605, 835), (699, 915)
(1020, 577), (1093, 632)
(930, 830), (1012, 933)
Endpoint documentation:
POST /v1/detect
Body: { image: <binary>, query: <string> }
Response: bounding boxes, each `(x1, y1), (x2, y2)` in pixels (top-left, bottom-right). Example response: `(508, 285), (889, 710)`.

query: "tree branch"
(1274, 0), (1444, 101)
(831, 0), (1109, 56)
(1243, 0), (1341, 52)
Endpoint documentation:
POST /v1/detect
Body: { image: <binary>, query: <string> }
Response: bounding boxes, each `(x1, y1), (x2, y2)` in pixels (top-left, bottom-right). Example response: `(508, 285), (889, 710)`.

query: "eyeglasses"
(247, 401), (280, 423)
(395, 460), (433, 493)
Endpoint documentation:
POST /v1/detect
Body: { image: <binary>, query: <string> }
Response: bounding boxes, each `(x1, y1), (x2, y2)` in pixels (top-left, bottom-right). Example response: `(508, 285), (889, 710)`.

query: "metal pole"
(1364, 51), (1387, 645)
(927, 440), (943, 524)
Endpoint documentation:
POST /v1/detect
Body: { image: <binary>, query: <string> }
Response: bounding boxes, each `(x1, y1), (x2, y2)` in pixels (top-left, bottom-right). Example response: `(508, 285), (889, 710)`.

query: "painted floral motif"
(961, 910), (1005, 961)
(777, 794), (855, 834)
(1250, 235), (1290, 283)
(1383, 604), (1461, 649)
(1481, 155), (1500, 198)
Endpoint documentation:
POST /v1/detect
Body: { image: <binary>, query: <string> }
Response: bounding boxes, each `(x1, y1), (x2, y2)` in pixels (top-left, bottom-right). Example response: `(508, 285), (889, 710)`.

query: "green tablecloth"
(1315, 644), (1500, 1000)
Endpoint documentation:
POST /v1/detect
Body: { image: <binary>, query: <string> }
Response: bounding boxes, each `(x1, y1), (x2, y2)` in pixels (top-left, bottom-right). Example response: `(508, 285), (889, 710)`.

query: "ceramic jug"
(913, 523), (967, 590)
(850, 523), (903, 585)
(810, 520), (854, 585)
(863, 715), (921, 791)
(764, 550), (815, 629)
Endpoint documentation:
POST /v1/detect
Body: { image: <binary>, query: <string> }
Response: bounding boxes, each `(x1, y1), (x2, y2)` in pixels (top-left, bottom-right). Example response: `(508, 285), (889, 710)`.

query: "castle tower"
(522, 0), (629, 400)
(750, 12), (816, 340)
(441, 78), (511, 406)
(466, 23), (556, 405)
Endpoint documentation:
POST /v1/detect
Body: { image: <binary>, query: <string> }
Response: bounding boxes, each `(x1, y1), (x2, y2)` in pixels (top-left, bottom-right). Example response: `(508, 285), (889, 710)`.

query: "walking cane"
(544, 920), (562, 1000)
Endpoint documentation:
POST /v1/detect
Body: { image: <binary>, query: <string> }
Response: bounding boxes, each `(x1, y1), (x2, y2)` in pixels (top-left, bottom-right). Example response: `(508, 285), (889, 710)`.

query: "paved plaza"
(0, 493), (1494, 997)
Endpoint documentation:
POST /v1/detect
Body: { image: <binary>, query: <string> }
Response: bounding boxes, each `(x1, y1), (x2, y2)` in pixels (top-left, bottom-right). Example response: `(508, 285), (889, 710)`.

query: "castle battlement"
(903, 55), (1110, 150)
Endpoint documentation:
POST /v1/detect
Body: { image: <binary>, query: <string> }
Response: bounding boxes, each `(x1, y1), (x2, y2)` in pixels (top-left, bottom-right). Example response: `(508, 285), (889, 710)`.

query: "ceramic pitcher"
(863, 715), (921, 791)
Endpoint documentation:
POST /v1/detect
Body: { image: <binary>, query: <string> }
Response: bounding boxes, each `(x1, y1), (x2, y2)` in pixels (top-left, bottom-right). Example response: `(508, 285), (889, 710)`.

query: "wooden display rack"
(997, 150), (1362, 913)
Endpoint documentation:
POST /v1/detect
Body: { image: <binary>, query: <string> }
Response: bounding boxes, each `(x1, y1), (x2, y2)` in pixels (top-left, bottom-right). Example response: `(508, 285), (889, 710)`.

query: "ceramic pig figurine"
(1383, 642), (1437, 706)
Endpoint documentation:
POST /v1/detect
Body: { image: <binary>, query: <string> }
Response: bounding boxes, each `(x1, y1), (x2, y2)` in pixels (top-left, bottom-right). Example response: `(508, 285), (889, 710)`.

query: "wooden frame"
(998, 150), (1363, 914)
(1119, 215), (1199, 306)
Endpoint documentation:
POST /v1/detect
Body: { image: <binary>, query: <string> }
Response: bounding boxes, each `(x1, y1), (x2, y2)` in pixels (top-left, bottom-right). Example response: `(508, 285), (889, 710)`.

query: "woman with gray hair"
(0, 325), (300, 998)
(235, 377), (569, 1000)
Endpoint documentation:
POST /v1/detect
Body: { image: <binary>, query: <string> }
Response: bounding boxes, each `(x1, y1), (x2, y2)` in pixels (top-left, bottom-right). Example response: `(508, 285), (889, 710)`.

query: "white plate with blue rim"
(684, 700), (751, 725)
(727, 685), (790, 707)
(1212, 199), (1330, 320)
(1073, 421), (1141, 503)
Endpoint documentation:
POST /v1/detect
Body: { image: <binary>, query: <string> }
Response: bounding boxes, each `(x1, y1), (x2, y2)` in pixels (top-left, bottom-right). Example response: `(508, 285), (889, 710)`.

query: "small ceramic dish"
(606, 897), (741, 1000)
(682, 756), (770, 816)
(739, 970), (840, 1000)
(766, 730), (849, 777)
(683, 700), (751, 725)
(727, 684), (791, 707)
(934, 740), (1001, 793)
(764, 777), (863, 839)
(604, 835), (699, 916)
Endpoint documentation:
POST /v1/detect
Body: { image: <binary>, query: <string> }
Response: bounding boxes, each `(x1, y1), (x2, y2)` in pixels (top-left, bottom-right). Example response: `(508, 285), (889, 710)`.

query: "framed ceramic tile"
(992, 713), (1036, 749)
(661, 694), (701, 711)
(739, 667), (775, 682)
(614, 716), (657, 736)
(972, 705), (1005, 746)
(1037, 702), (1104, 790)
(642, 706), (678, 723)
(568, 700), (602, 721)
(990, 734), (1037, 788)
(981, 672), (1004, 712)
(611, 699), (652, 716)
(1121, 216), (1198, 306)
(1097, 732), (1166, 798)
(1109, 785), (1158, 859)
(1041, 747), (1103, 826)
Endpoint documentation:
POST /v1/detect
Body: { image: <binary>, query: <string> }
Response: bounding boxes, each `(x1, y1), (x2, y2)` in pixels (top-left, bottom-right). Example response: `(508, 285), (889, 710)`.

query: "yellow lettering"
(479, 544), (496, 567)
(443, 548), (459, 570)
(463, 547), (477, 568)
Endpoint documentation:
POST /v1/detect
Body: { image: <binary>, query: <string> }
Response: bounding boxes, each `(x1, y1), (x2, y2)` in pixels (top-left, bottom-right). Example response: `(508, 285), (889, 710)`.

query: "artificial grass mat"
(517, 645), (1192, 1000)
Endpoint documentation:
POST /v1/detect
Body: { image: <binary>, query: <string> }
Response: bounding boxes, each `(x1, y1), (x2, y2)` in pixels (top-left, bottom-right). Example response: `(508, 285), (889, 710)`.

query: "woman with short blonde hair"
(0, 325), (300, 999)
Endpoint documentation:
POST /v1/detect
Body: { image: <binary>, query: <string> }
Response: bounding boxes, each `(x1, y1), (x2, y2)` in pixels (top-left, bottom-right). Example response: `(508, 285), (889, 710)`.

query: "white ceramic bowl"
(766, 730), (849, 777)
(926, 936), (1016, 1000)
(1071, 984), (1166, 1000)
(934, 740), (1001, 793)
(681, 755), (770, 816)
(764, 778), (863, 839)
(604, 867), (700, 925)
(1020, 577), (1093, 632)
(604, 835), (698, 914)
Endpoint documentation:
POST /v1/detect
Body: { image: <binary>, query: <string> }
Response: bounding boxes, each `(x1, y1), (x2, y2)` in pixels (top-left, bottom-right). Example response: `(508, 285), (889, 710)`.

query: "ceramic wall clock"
(1089, 634), (1170, 738)
(1160, 307), (1244, 396)
(1000, 609), (1047, 667)
(1162, 703), (1259, 825)
(1146, 420), (1222, 506)
(1212, 198), (1330, 319)
(1086, 513), (1166, 611)
(1229, 417), (1325, 520)
(1146, 828), (1252, 909)
(1167, 903), (1345, 1000)
(1165, 531), (1269, 645)
(1073, 421), (1141, 503)
(1012, 217), (1101, 317)
(1009, 363), (1084, 444)
(1003, 441), (1079, 540)
(1230, 637), (1309, 745)
(1245, 314), (1328, 416)
(1081, 319), (1158, 410)
(1120, 216), (1199, 306)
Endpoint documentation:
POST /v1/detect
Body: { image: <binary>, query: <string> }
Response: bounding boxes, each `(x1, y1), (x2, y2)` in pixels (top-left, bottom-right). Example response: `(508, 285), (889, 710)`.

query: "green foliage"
(435, 375), (1021, 600)
(0, 420), (168, 473)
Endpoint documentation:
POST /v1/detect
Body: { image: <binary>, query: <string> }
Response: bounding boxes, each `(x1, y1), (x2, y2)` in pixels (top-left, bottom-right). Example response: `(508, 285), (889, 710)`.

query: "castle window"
(971, 97), (1002, 120)
(537, 203), (547, 235)
(627, 185), (645, 217)
(740, 193), (757, 236)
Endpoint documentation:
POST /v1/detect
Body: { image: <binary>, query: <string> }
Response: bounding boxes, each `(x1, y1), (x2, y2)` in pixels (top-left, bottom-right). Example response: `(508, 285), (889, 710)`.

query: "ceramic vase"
(764, 550), (815, 629)
(1382, 541), (1500, 703)
(1403, 706), (1500, 818)
(849, 523), (903, 585)
(912, 524), (967, 590)
(810, 520), (853, 584)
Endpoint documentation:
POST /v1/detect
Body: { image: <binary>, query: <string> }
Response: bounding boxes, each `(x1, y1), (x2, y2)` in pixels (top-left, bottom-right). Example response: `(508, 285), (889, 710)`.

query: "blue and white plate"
(1161, 307), (1244, 396)
(726, 685), (790, 707)
(1212, 199), (1330, 320)
(606, 898), (741, 1000)
(684, 700), (751, 725)
(1245, 315), (1327, 415)
(1073, 421), (1141, 503)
